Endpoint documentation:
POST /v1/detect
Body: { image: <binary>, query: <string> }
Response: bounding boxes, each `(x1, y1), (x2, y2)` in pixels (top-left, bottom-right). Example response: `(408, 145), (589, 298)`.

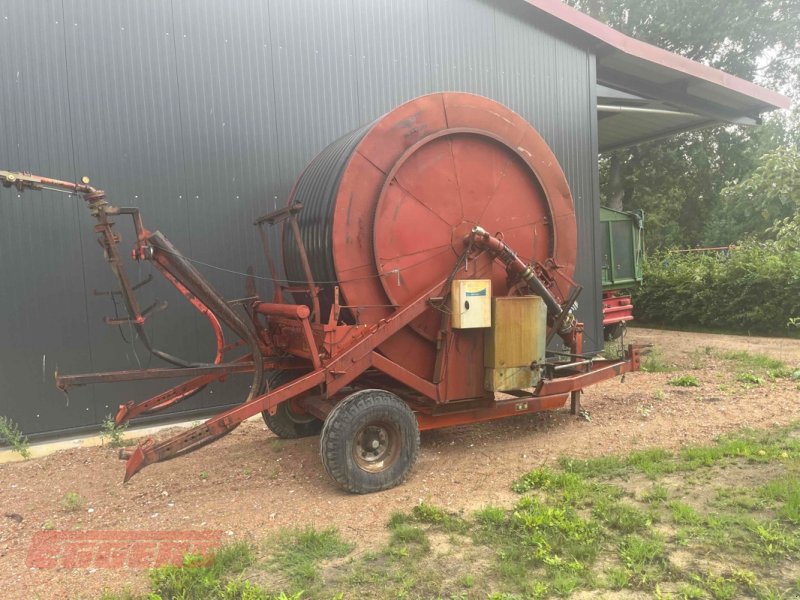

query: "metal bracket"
(103, 299), (167, 326)
(93, 274), (154, 297)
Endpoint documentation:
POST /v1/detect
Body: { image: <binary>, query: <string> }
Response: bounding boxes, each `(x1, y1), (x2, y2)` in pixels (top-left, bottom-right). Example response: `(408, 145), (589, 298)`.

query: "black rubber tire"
(261, 371), (323, 439)
(320, 389), (420, 494)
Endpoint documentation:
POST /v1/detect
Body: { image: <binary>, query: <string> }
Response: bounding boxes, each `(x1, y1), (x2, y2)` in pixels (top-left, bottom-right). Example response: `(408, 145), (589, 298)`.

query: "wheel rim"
(352, 421), (401, 473)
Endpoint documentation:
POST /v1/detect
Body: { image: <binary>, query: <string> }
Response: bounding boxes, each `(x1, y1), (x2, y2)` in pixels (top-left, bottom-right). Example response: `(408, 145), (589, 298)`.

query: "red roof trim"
(523, 0), (791, 110)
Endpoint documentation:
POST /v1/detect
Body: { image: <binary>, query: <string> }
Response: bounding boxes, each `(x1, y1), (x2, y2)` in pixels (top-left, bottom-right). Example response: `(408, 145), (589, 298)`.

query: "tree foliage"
(568, 0), (799, 91)
(706, 147), (800, 245)
(567, 0), (800, 250)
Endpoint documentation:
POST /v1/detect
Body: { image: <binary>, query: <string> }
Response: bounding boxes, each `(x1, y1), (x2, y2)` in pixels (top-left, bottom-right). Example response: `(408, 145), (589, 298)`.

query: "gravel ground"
(2, 327), (800, 599)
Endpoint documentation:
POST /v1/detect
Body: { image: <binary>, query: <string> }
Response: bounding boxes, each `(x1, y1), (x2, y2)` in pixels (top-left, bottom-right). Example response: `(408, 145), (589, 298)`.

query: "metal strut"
(468, 226), (581, 341)
(0, 169), (264, 414)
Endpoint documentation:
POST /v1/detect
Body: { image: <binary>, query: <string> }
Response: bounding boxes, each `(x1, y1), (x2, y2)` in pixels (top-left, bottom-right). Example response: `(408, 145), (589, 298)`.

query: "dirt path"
(2, 327), (800, 599)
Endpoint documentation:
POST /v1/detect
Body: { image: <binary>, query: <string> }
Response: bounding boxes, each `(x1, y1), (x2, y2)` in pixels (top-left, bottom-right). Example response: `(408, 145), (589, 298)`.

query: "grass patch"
(736, 372), (764, 385)
(0, 416), (31, 459)
(618, 533), (666, 581)
(720, 350), (787, 372)
(101, 542), (303, 600)
(558, 427), (800, 483)
(269, 526), (353, 587)
(716, 350), (796, 383)
(149, 542), (254, 599)
(669, 500), (702, 525)
(641, 348), (674, 373)
(593, 499), (653, 533)
(99, 424), (800, 599)
(760, 478), (800, 523)
(474, 505), (506, 527)
(411, 502), (468, 533)
(642, 483), (669, 504)
(668, 374), (701, 387)
(605, 566), (630, 589)
(559, 448), (675, 480)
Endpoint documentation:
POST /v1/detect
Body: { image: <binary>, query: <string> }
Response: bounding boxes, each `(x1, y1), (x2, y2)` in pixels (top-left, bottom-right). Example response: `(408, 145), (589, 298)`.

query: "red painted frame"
(2, 161), (643, 485)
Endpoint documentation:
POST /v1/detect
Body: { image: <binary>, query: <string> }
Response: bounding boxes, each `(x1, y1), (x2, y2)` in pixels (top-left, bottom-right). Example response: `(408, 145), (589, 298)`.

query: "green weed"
(703, 574), (738, 600)
(512, 465), (593, 500)
(737, 372), (764, 385)
(149, 542), (254, 599)
(388, 511), (410, 529)
(552, 571), (580, 597)
(0, 416), (31, 459)
(411, 502), (467, 533)
(641, 349), (674, 373)
(731, 568), (757, 588)
(677, 582), (706, 599)
(605, 566), (631, 589)
(668, 375), (701, 387)
(618, 534), (666, 580)
(100, 416), (127, 448)
(511, 495), (603, 565)
(474, 505), (506, 527)
(136, 542), (303, 600)
(61, 491), (84, 512)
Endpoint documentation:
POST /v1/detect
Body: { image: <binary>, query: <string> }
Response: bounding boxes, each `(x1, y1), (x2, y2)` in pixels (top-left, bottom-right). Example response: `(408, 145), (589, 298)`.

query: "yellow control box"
(451, 279), (492, 329)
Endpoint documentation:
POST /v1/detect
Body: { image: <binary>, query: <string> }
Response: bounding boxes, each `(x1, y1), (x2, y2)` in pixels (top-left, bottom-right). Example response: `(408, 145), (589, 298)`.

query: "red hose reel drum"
(285, 92), (576, 382)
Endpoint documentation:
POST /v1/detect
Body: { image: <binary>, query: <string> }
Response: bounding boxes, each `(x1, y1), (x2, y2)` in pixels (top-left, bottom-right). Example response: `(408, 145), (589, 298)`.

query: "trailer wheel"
(320, 389), (420, 494)
(261, 371), (323, 439)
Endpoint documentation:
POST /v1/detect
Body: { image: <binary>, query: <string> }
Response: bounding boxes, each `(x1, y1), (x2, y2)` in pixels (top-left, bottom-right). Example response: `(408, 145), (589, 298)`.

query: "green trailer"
(600, 206), (644, 340)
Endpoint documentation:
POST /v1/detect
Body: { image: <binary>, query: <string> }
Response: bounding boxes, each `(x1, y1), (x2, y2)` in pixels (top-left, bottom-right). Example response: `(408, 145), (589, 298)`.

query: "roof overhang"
(521, 0), (791, 151)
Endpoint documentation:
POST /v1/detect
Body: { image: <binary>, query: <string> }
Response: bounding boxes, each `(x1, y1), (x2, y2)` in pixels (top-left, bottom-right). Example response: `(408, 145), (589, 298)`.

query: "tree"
(705, 147), (800, 245)
(567, 0), (800, 248)
(568, 0), (799, 92)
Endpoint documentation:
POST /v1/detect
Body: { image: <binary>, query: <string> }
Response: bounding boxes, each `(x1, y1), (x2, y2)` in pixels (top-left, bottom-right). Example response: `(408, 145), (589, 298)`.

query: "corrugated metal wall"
(0, 0), (601, 437)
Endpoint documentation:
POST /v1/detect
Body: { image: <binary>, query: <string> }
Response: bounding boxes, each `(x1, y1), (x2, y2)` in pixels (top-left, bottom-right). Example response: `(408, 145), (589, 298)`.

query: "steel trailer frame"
(1, 170), (642, 490)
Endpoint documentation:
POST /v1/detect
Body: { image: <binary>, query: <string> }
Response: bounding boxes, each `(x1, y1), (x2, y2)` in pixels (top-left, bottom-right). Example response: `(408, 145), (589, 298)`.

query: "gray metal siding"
(0, 0), (600, 437)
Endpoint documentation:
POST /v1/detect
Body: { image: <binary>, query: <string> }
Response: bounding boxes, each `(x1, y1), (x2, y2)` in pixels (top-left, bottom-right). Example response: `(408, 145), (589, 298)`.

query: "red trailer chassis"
(1, 170), (642, 492)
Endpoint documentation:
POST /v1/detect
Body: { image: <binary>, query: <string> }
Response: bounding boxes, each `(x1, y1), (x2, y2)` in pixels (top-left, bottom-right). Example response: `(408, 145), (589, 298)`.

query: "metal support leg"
(570, 390), (582, 415)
